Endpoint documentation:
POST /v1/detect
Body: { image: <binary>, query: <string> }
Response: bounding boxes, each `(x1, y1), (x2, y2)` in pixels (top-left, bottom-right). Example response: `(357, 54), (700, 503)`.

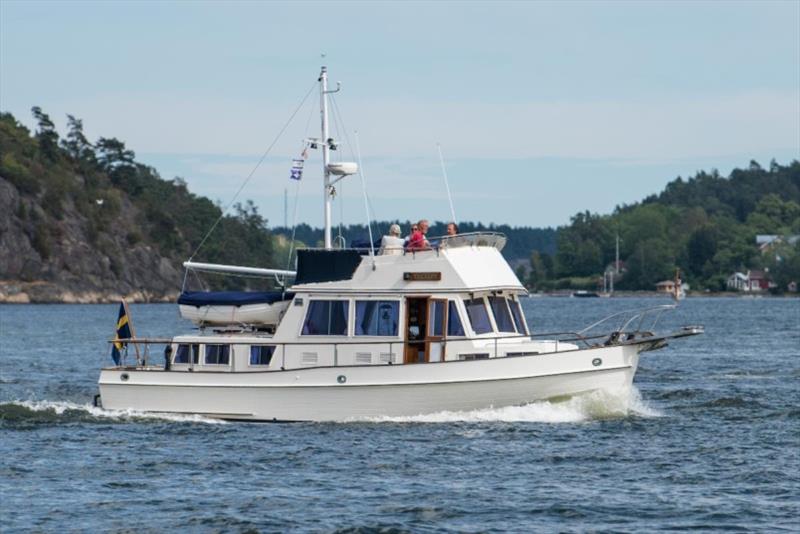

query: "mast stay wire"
(284, 90), (320, 275)
(330, 94), (383, 240)
(188, 79), (318, 262)
(284, 176), (304, 281)
(329, 94), (346, 248)
(437, 143), (458, 225)
(354, 131), (376, 262)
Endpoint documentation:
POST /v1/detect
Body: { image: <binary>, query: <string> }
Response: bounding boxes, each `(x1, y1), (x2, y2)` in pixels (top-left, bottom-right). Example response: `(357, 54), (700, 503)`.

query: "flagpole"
(122, 299), (141, 364)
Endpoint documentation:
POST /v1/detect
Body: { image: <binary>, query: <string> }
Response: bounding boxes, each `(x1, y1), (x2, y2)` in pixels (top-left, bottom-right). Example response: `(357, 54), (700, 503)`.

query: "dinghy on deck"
(178, 291), (294, 327)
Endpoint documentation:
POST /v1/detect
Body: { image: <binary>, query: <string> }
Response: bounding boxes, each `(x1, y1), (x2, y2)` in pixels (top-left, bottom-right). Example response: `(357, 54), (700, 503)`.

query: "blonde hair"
(389, 224), (401, 236)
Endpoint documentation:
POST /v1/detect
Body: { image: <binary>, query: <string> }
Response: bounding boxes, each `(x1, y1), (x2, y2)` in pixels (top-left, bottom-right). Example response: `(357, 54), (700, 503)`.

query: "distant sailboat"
(673, 268), (686, 301)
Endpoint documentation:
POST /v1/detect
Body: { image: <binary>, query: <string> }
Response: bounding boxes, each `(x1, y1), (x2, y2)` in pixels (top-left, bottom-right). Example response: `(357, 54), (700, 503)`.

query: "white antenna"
(354, 131), (376, 262)
(437, 143), (458, 224)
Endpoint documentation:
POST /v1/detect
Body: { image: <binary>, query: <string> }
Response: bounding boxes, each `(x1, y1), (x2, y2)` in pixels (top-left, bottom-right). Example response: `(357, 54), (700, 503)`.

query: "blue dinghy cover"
(177, 291), (294, 308)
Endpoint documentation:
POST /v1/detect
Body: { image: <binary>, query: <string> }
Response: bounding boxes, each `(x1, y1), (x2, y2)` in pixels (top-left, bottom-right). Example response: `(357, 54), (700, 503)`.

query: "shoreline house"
(726, 270), (776, 292)
(757, 235), (800, 254)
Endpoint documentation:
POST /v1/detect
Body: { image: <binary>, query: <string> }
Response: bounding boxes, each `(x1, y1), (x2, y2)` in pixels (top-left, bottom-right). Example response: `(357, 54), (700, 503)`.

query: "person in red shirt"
(406, 219), (430, 250)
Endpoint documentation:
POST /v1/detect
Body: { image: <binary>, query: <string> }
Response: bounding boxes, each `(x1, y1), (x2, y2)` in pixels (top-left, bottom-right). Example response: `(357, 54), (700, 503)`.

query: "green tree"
(686, 226), (717, 277)
(31, 106), (59, 160)
(61, 114), (95, 163)
(95, 137), (135, 171)
(527, 250), (548, 289)
(622, 238), (674, 289)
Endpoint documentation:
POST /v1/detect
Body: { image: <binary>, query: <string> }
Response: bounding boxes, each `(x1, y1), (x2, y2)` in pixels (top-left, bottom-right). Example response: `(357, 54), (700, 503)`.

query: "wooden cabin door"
(404, 297), (429, 363)
(426, 299), (447, 362)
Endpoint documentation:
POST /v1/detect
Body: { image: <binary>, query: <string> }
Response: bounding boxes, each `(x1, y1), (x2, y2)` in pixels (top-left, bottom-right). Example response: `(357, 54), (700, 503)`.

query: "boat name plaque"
(403, 272), (442, 282)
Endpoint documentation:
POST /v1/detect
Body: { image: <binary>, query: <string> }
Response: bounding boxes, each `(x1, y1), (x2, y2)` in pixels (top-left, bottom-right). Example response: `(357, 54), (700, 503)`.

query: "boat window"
(509, 298), (528, 335)
(489, 296), (516, 333)
(302, 300), (349, 336)
(355, 300), (399, 336)
(465, 298), (492, 335)
(250, 345), (276, 366)
(447, 301), (465, 336)
(204, 344), (230, 365)
(174, 343), (199, 364)
(429, 300), (445, 336)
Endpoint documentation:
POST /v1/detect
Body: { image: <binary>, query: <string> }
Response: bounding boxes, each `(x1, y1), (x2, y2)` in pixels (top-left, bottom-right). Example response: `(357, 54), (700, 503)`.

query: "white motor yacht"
(97, 67), (703, 422)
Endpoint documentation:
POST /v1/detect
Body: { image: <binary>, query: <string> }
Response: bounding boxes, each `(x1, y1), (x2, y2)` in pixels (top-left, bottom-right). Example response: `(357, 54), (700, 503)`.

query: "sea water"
(1, 298), (798, 532)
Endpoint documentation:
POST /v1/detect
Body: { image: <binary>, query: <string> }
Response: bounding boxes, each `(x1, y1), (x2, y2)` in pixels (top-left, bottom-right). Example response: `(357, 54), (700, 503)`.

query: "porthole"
(592, 358), (602, 367)
(120, 373), (129, 381)
(337, 375), (347, 384)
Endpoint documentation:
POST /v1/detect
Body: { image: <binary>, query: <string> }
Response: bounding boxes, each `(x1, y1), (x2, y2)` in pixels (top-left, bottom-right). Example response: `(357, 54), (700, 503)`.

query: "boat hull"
(98, 344), (640, 422)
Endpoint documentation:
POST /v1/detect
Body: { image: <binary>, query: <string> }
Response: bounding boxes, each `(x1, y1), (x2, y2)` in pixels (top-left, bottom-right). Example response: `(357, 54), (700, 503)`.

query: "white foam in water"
(359, 387), (662, 423)
(9, 399), (226, 424)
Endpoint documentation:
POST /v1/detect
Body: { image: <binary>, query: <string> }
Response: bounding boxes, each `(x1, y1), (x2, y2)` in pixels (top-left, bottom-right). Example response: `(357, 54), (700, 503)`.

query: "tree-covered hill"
(0, 109), (276, 302)
(529, 160), (800, 292)
(2, 106), (796, 301)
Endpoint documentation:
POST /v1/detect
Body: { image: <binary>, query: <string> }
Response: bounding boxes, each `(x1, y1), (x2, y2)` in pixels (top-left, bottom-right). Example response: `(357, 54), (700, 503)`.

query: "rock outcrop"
(0, 177), (181, 303)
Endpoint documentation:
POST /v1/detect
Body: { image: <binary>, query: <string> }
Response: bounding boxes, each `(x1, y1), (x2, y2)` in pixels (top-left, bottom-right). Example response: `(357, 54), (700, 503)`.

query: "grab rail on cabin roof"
(301, 231), (508, 254)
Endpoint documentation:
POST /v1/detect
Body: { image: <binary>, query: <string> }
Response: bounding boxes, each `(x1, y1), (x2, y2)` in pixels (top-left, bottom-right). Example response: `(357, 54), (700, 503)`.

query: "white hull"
(99, 344), (640, 422)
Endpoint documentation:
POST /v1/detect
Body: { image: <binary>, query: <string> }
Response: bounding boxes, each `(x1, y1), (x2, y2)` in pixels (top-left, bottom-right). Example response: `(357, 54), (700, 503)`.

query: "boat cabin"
(169, 233), (548, 372)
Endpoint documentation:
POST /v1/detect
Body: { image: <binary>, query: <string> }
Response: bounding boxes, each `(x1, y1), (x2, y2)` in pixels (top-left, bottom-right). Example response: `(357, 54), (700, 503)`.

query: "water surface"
(1, 298), (798, 532)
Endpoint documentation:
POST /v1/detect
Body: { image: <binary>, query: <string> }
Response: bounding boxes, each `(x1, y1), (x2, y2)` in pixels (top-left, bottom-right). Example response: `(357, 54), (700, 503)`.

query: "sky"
(1, 0), (798, 229)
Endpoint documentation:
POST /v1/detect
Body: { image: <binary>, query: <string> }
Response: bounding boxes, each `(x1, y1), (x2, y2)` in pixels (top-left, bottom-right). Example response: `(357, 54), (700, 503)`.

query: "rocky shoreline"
(0, 281), (178, 304)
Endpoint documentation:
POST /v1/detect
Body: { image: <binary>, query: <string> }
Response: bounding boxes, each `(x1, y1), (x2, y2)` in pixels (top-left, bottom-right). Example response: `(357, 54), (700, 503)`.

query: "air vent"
(301, 352), (318, 366)
(380, 352), (395, 364)
(355, 352), (372, 365)
(458, 353), (490, 361)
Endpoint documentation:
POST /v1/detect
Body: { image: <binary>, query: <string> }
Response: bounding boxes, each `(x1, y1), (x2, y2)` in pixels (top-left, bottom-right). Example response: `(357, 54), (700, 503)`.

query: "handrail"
(108, 333), (538, 347)
(577, 304), (676, 336)
(183, 261), (297, 278)
(300, 231), (508, 255)
(106, 305), (683, 369)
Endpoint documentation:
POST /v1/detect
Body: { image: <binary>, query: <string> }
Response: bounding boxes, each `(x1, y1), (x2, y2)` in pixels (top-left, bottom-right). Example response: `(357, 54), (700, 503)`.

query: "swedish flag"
(110, 301), (132, 365)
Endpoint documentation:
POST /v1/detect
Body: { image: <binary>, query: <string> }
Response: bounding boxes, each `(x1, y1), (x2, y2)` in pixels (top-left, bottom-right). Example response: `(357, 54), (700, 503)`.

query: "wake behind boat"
(96, 67), (703, 422)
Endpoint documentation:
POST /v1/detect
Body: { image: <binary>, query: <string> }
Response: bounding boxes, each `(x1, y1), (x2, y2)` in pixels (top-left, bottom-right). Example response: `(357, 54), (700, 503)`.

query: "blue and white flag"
(290, 159), (304, 180)
(110, 301), (132, 365)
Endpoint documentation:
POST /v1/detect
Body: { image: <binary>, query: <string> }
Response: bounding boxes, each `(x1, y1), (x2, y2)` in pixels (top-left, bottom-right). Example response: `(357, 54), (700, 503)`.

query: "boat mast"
(320, 66), (333, 249)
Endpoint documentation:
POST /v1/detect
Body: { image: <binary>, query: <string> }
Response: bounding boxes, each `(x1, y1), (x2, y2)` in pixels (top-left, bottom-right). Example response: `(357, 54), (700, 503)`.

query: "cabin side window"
(465, 298), (493, 335)
(174, 343), (199, 364)
(447, 301), (465, 336)
(509, 297), (528, 335)
(250, 345), (276, 366)
(204, 344), (230, 365)
(489, 296), (516, 333)
(355, 300), (399, 336)
(301, 300), (349, 336)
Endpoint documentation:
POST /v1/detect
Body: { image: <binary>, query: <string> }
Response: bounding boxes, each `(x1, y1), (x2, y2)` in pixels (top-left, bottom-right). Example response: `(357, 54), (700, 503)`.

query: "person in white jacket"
(380, 224), (405, 255)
